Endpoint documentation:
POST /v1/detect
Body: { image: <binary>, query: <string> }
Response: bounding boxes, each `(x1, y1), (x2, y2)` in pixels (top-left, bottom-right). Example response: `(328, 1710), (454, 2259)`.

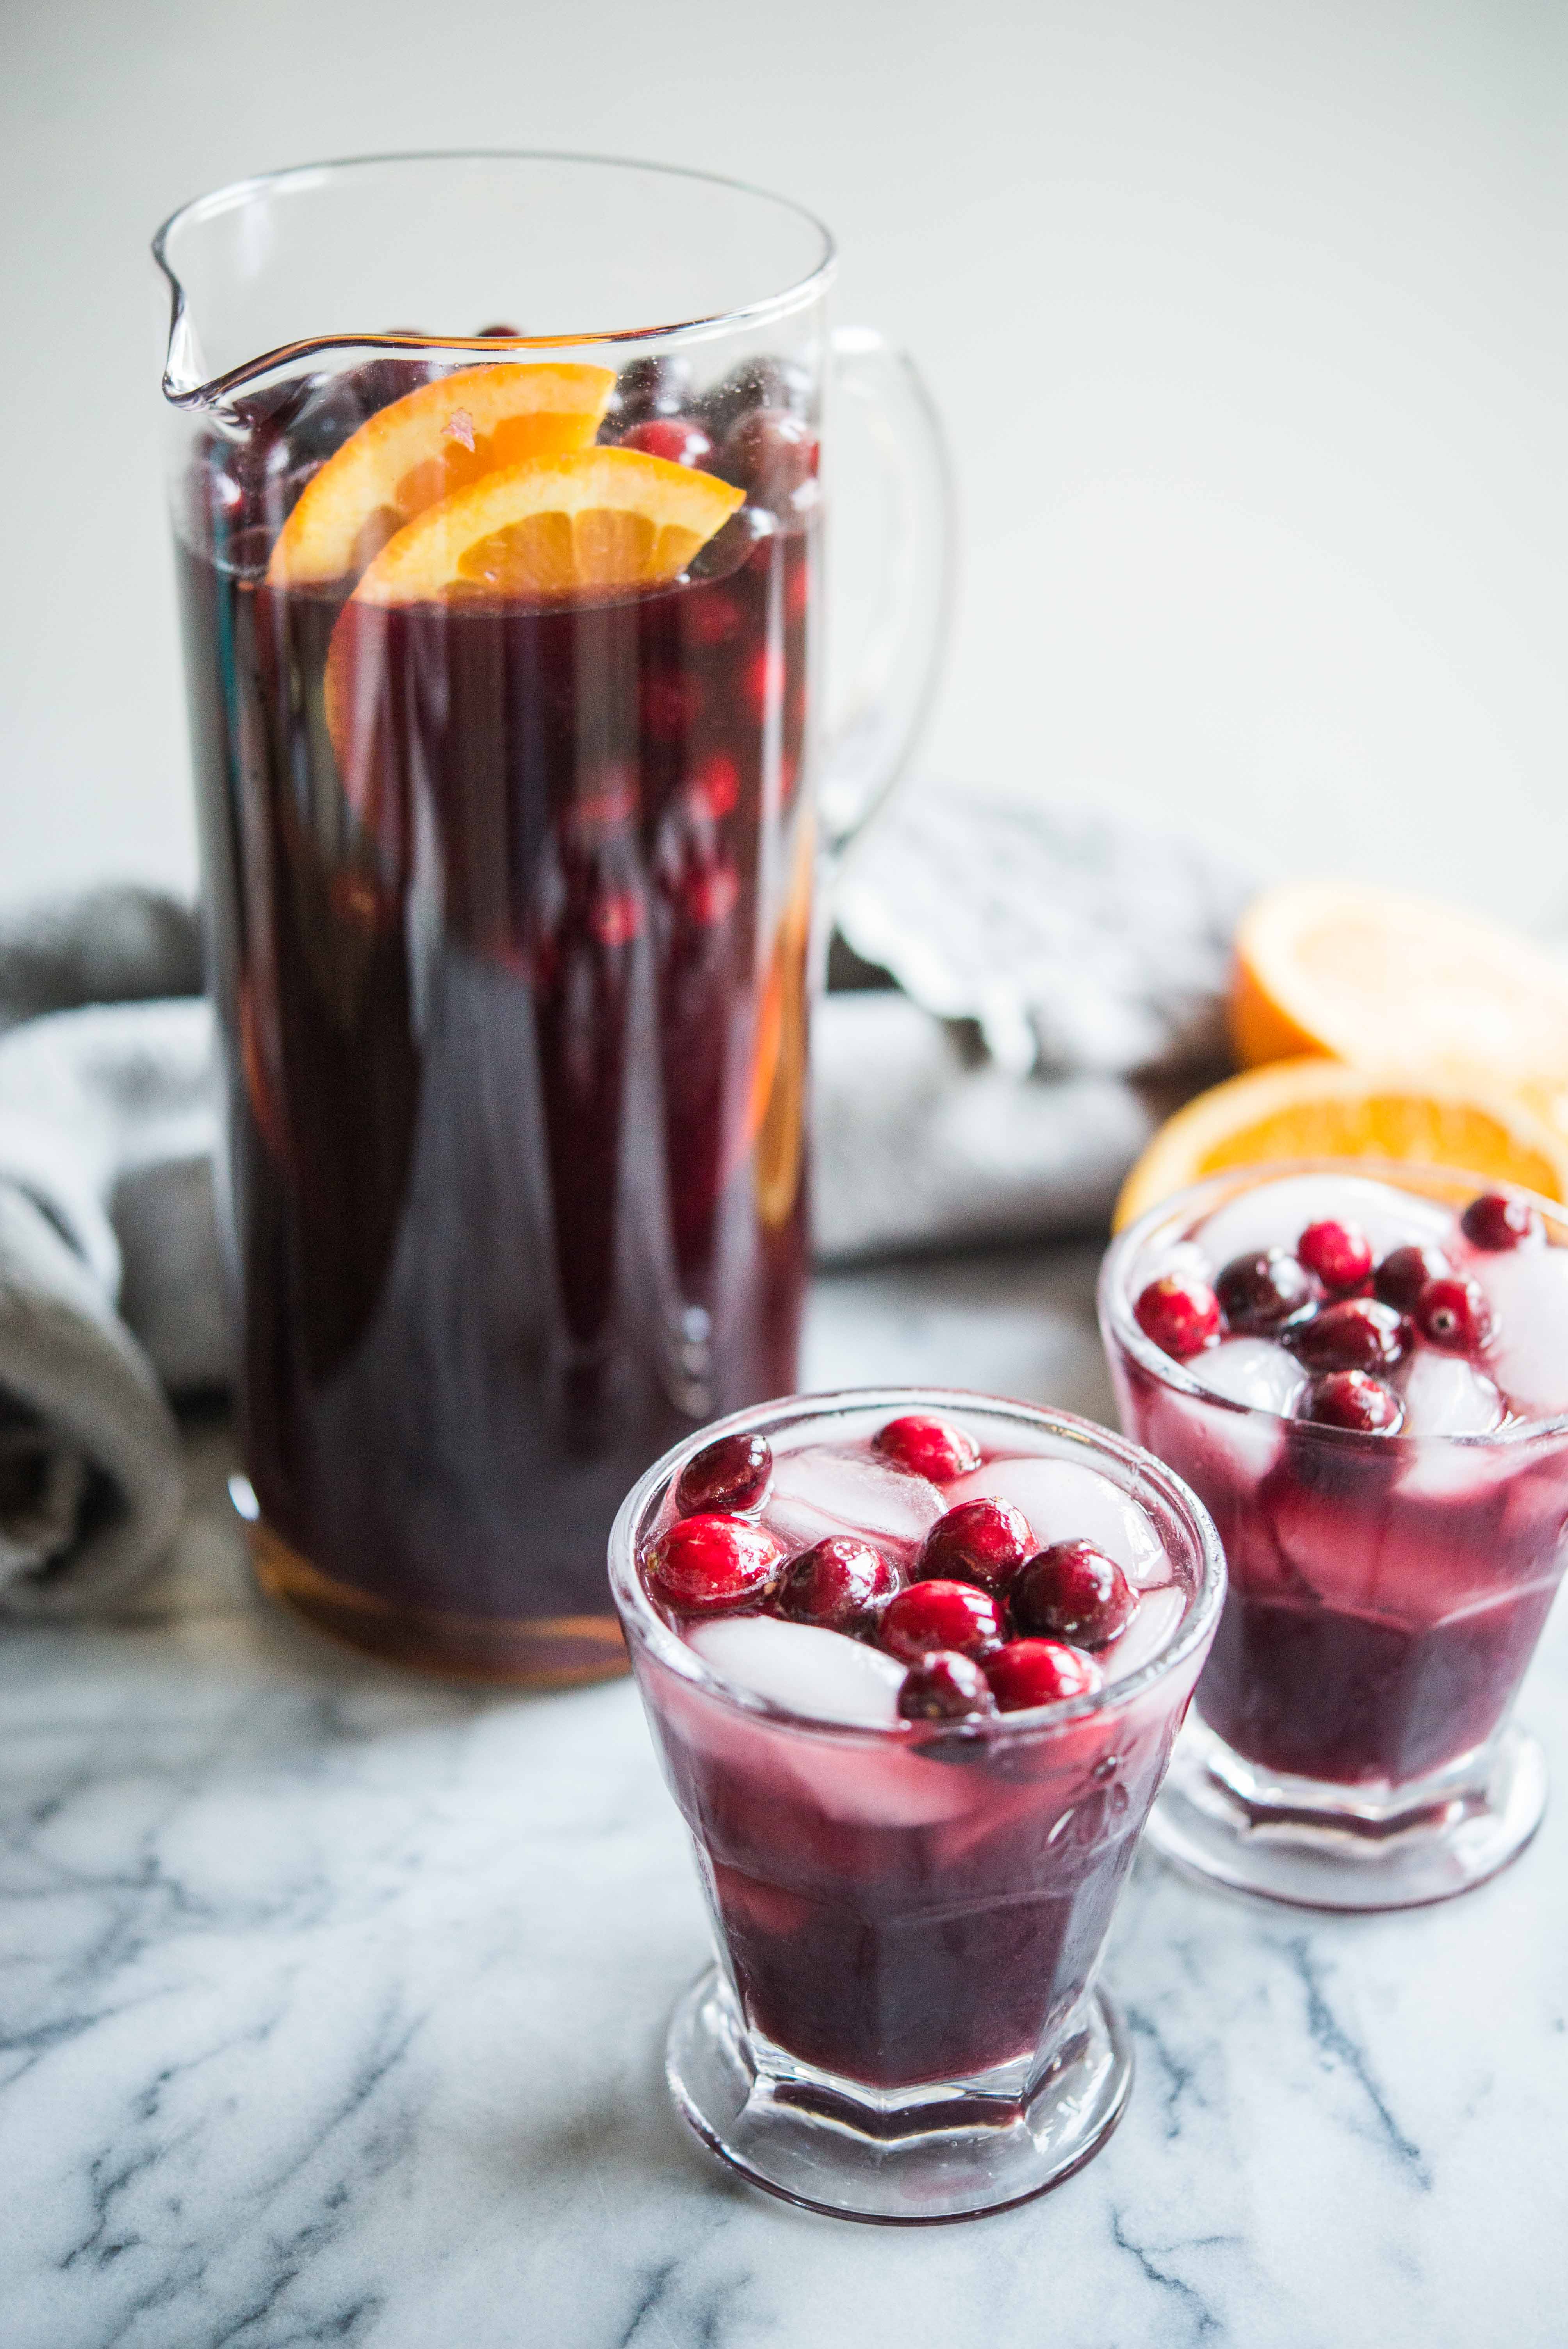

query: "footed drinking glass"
(1101, 1162), (1568, 1909)
(609, 1386), (1224, 2223)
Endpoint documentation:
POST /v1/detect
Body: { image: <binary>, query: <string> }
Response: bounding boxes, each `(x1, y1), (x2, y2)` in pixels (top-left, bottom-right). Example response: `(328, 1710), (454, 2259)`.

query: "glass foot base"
(247, 1509), (628, 1688)
(1148, 1715), (1547, 1911)
(664, 1964), (1132, 2224)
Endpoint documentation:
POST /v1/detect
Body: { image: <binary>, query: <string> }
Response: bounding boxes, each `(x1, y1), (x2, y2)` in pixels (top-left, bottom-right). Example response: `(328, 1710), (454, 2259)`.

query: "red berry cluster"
(602, 352), (819, 522)
(1132, 1191), (1535, 1434)
(643, 1416), (1144, 1726)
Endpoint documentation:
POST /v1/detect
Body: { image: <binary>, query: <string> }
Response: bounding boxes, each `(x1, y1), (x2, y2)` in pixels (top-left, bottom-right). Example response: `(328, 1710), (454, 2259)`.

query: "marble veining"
(1, 1242), (1564, 2347)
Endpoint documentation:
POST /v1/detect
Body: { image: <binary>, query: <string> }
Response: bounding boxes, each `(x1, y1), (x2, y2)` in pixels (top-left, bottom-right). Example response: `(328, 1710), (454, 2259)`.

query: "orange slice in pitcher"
(266, 363), (617, 589)
(343, 444), (746, 605)
(323, 445), (745, 812)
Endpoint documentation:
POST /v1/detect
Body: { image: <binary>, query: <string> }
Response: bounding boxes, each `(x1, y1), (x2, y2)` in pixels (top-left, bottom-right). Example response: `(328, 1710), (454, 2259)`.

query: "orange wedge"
(322, 446), (745, 807)
(1113, 1058), (1568, 1231)
(342, 445), (745, 605)
(266, 363), (616, 589)
(1231, 882), (1568, 1128)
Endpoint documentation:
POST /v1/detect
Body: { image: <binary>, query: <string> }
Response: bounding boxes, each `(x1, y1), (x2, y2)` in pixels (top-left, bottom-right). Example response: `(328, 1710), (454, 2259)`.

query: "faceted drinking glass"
(1100, 1162), (1568, 1908)
(609, 1387), (1224, 2223)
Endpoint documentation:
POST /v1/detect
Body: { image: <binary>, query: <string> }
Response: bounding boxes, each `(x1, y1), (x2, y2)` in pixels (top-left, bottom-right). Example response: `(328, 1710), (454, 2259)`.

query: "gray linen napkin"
(0, 891), (203, 1613)
(818, 786), (1250, 1258)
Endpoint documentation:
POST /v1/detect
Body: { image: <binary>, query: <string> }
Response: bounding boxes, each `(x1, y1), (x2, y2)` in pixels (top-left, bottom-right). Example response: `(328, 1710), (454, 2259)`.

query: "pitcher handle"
(819, 325), (956, 858)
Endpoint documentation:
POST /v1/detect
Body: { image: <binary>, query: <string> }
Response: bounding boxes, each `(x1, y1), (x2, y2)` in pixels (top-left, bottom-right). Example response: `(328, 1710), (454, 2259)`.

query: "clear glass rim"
(607, 1385), (1226, 1745)
(152, 148), (837, 406)
(1100, 1157), (1568, 1449)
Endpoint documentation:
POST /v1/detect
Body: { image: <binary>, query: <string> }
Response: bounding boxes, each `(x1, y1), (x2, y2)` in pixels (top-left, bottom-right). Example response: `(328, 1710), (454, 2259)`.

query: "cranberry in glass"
(916, 1498), (1033, 1594)
(646, 1514), (783, 1615)
(621, 416), (715, 468)
(1290, 1298), (1408, 1374)
(686, 593), (744, 652)
(897, 1650), (998, 1723)
(873, 1415), (981, 1481)
(610, 353), (691, 425)
(648, 1522), (779, 1616)
(679, 857), (740, 927)
(984, 1639), (1101, 1712)
(1298, 1219), (1373, 1294)
(1461, 1191), (1544, 1252)
(1011, 1541), (1136, 1648)
(880, 1579), (1004, 1663)
(742, 644), (786, 720)
(688, 749), (740, 817)
(1215, 1249), (1314, 1333)
(700, 355), (812, 442)
(720, 408), (817, 508)
(1304, 1370), (1403, 1433)
(675, 1431), (772, 1516)
(1416, 1276), (1493, 1354)
(1374, 1243), (1450, 1313)
(778, 1536), (900, 1635)
(1133, 1274), (1221, 1359)
(641, 671), (702, 743)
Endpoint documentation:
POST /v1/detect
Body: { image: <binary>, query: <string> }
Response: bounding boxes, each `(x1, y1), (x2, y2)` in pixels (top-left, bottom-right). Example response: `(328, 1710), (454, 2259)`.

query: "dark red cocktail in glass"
(1100, 1163), (1568, 1907)
(609, 1387), (1223, 2222)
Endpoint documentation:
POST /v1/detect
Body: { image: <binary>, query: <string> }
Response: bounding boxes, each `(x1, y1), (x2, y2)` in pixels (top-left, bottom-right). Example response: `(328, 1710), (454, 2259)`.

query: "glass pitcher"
(155, 153), (951, 1684)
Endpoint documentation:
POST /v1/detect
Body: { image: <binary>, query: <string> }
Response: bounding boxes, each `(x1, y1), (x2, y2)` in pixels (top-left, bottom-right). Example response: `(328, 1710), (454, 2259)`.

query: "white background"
(2, 0), (1564, 927)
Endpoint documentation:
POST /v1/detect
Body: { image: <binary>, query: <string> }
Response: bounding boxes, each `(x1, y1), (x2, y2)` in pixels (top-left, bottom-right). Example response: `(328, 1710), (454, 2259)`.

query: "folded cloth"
(0, 1183), (184, 1614)
(0, 998), (226, 1393)
(0, 889), (207, 1614)
(812, 992), (1164, 1260)
(833, 784), (1252, 1081)
(0, 884), (202, 1037)
(818, 784), (1251, 1257)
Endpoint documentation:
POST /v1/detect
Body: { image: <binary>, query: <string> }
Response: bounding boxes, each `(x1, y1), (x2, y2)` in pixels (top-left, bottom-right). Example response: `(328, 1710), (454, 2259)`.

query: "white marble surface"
(2, 1242), (1566, 2347)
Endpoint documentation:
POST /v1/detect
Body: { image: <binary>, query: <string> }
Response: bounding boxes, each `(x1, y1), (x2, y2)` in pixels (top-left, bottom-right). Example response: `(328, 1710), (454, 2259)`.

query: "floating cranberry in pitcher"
(621, 416), (715, 468)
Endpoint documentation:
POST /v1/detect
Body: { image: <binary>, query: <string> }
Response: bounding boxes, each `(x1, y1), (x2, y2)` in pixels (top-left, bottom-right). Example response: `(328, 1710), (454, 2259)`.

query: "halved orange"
(266, 363), (616, 589)
(1113, 1057), (1568, 1231)
(1231, 882), (1568, 1121)
(342, 445), (745, 605)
